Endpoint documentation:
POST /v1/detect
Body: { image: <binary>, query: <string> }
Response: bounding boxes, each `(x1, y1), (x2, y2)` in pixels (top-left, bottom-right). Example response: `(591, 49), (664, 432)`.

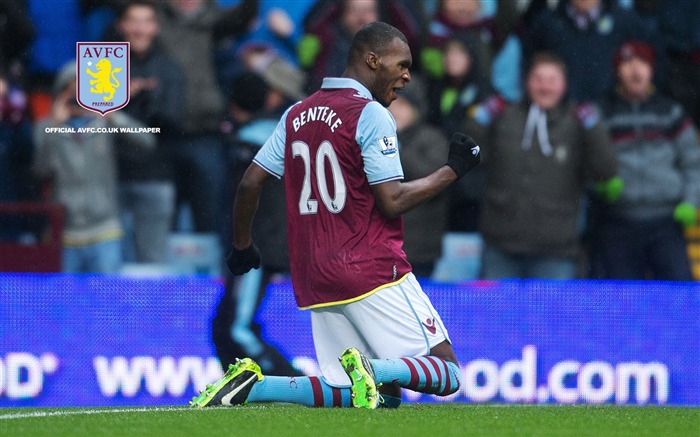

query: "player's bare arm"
(226, 163), (270, 276)
(371, 166), (457, 218)
(232, 163), (271, 250)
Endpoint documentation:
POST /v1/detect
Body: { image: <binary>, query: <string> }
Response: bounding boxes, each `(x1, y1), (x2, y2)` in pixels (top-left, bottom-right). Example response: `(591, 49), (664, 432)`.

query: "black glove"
(446, 132), (481, 179)
(226, 244), (261, 276)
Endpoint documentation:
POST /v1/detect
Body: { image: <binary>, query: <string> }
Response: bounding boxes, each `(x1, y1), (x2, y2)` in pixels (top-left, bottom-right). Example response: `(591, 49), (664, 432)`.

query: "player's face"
(373, 38), (412, 108)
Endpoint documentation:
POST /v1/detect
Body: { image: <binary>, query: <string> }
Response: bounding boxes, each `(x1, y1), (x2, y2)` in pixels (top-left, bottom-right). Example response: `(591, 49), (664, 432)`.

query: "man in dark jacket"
(467, 52), (618, 279)
(115, 0), (185, 263)
(525, 0), (661, 102)
(594, 41), (700, 280)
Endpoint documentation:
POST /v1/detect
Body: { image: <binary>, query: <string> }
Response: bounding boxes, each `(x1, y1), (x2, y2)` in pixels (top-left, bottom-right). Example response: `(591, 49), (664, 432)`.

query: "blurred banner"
(0, 274), (698, 407)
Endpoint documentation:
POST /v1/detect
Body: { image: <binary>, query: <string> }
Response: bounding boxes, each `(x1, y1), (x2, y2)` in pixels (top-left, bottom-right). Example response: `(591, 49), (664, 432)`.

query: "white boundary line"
(0, 406), (192, 420)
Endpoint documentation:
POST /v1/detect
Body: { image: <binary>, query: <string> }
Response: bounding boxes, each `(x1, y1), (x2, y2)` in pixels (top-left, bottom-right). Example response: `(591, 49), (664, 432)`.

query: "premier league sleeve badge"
(378, 135), (398, 157)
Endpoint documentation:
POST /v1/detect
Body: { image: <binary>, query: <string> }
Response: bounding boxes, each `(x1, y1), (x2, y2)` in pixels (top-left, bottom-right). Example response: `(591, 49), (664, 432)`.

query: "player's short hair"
(347, 22), (408, 64)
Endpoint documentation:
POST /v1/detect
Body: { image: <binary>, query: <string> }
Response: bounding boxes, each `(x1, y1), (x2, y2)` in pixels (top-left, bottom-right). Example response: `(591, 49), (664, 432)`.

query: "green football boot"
(189, 358), (263, 408)
(339, 347), (379, 409)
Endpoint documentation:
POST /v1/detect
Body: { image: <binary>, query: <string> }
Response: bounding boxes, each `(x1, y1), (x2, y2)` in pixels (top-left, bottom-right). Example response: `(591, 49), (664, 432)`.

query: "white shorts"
(311, 273), (451, 387)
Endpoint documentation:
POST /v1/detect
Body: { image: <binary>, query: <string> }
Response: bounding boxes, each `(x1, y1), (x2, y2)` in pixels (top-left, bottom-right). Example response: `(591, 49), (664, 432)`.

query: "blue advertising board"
(0, 274), (698, 407)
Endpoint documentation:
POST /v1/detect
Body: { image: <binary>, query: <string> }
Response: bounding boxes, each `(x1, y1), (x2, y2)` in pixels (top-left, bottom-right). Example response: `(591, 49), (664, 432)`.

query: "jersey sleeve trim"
(368, 174), (404, 185)
(252, 159), (282, 179)
(297, 272), (411, 310)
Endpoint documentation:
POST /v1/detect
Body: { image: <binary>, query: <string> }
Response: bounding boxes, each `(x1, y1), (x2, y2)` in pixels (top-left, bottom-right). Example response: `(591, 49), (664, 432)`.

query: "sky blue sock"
(247, 376), (352, 407)
(370, 356), (461, 396)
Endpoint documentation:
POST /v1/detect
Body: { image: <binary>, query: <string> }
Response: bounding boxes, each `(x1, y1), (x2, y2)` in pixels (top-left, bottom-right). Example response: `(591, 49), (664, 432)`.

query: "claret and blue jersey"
(254, 78), (413, 309)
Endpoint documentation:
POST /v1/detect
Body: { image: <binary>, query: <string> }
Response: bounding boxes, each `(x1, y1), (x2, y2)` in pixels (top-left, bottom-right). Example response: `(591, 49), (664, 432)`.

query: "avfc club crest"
(76, 42), (130, 115)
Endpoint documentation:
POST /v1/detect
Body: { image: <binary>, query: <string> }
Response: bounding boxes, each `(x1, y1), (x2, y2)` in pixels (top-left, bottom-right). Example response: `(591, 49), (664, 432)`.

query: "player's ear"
(366, 51), (380, 70)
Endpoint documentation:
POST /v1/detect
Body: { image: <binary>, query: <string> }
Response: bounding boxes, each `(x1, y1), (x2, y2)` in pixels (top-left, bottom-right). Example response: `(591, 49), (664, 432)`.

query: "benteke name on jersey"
(292, 106), (343, 133)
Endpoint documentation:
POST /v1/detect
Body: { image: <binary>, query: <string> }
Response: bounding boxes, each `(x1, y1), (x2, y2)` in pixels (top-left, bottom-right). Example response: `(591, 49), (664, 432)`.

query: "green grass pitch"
(1, 404), (698, 437)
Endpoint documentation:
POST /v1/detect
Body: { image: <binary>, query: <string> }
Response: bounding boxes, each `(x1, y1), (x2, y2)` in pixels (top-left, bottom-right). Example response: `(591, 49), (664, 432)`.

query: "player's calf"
(371, 356), (461, 396)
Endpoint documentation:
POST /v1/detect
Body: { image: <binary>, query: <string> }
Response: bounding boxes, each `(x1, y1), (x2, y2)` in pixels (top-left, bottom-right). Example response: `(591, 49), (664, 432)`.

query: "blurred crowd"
(1, 0), (699, 281)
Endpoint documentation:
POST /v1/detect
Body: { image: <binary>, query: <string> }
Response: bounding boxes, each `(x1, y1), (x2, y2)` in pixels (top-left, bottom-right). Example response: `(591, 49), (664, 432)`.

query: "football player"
(191, 21), (480, 409)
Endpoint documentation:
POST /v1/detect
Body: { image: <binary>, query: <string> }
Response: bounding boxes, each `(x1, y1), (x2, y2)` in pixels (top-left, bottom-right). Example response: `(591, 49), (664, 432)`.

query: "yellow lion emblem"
(86, 58), (122, 102)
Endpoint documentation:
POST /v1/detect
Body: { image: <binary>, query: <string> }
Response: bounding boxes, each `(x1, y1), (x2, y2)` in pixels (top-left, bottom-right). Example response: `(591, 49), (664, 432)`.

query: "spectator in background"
(32, 62), (156, 273)
(467, 52), (618, 279)
(427, 32), (492, 136)
(114, 0), (185, 263)
(298, 0), (378, 92)
(421, 0), (519, 96)
(221, 0), (316, 66)
(388, 78), (449, 278)
(593, 41), (700, 281)
(425, 32), (492, 232)
(525, 0), (661, 103)
(214, 0), (315, 99)
(0, 72), (34, 241)
(212, 71), (301, 377)
(155, 0), (257, 244)
(236, 42), (307, 110)
(298, 0), (422, 92)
